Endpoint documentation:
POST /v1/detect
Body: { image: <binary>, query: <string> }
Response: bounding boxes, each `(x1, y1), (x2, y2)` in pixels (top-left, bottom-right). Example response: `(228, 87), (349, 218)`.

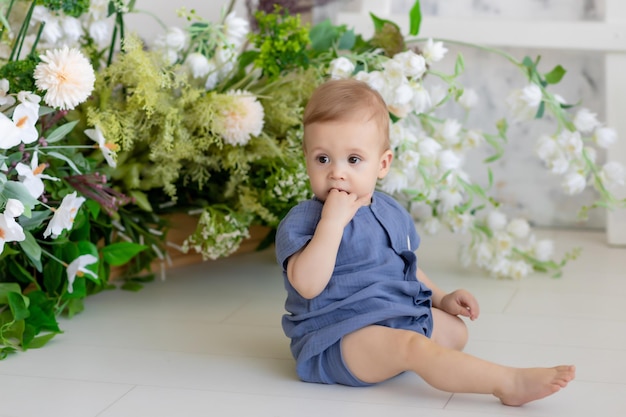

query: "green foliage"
(0, 55), (39, 93)
(37, 0), (91, 17)
(250, 6), (311, 79)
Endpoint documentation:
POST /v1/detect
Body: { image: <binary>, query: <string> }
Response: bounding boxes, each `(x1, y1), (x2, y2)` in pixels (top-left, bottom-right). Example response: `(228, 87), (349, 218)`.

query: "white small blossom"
(507, 218), (530, 239)
(417, 137), (442, 161)
(328, 57), (355, 79)
(487, 210), (507, 231)
(422, 217), (441, 234)
(380, 166), (409, 194)
(557, 130), (583, 157)
(392, 50), (426, 78)
(509, 260), (532, 280)
(437, 149), (462, 172)
(546, 153), (569, 175)
(532, 239), (554, 262)
(474, 241), (493, 268)
(507, 84), (542, 121)
(593, 127), (617, 148)
(458, 88), (479, 110)
(562, 172), (587, 195)
(573, 108), (600, 133)
(462, 130), (484, 149)
(535, 134), (557, 161)
(223, 12), (249, 47)
(185, 53), (212, 79)
(422, 38), (448, 64)
(410, 83), (431, 114)
(489, 256), (512, 279)
(438, 119), (462, 146)
(600, 161), (625, 189)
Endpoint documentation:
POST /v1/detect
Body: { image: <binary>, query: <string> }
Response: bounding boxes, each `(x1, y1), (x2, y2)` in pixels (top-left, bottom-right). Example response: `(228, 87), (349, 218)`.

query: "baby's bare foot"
(496, 365), (576, 406)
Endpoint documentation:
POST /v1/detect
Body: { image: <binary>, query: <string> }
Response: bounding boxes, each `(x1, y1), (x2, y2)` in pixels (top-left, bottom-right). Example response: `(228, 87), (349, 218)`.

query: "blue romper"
(275, 191), (433, 387)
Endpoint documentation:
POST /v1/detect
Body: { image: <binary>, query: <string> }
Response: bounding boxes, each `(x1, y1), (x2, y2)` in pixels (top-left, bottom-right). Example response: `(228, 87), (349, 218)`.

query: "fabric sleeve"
(275, 199), (323, 271)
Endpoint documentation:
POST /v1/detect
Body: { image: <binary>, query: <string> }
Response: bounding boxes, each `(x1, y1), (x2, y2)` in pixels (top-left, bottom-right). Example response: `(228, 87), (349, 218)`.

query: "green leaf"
(25, 332), (56, 350)
(534, 100), (546, 119)
(129, 190), (152, 212)
(45, 120), (78, 143)
(46, 151), (82, 174)
(7, 292), (30, 321)
(102, 242), (148, 266)
(409, 0), (422, 36)
(337, 29), (356, 50)
(369, 12), (400, 33)
(309, 19), (341, 51)
(18, 231), (42, 272)
(454, 53), (465, 76)
(3, 181), (38, 214)
(0, 283), (22, 304)
(544, 64), (566, 84)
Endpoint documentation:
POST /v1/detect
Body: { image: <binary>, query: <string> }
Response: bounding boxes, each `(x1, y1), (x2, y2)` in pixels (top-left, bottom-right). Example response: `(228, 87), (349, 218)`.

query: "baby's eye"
(316, 155), (329, 164)
(348, 156), (361, 164)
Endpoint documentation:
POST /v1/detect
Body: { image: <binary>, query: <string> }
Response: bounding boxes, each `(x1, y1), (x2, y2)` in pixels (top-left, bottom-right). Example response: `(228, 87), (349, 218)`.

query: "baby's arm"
(287, 190), (372, 299)
(417, 268), (480, 320)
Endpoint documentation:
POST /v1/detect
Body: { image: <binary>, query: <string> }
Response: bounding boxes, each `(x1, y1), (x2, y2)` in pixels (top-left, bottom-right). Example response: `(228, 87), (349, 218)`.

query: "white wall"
(124, 0), (248, 40)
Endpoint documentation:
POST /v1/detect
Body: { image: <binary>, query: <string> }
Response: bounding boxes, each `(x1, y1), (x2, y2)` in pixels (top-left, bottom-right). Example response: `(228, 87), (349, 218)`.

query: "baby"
(275, 78), (575, 406)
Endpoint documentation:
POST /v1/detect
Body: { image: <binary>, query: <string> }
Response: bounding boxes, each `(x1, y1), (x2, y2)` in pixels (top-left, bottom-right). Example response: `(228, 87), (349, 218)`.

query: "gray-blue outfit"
(275, 191), (434, 387)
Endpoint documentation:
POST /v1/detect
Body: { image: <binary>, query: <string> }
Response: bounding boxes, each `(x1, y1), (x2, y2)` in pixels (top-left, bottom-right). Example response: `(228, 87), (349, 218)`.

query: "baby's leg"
(430, 307), (468, 351)
(341, 325), (575, 406)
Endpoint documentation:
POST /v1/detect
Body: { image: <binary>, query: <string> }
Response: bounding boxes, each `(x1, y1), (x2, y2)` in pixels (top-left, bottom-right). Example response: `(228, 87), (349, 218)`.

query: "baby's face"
(303, 118), (392, 202)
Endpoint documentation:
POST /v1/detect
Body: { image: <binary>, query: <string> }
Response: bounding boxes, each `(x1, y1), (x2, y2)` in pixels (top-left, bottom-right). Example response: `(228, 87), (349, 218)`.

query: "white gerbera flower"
(43, 191), (86, 239)
(215, 90), (265, 146)
(34, 46), (96, 110)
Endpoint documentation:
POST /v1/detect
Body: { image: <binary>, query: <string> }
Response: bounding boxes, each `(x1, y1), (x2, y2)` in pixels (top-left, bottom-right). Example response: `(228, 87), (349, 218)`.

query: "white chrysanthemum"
(215, 90), (265, 146)
(328, 57), (355, 79)
(34, 46), (95, 110)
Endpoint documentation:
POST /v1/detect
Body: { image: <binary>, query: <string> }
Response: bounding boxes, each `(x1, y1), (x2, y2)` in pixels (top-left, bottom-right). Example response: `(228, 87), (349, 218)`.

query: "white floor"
(1, 228), (625, 417)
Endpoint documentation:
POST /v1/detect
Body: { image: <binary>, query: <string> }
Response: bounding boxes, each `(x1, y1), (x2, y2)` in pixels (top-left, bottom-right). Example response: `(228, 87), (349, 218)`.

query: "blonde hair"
(303, 78), (390, 150)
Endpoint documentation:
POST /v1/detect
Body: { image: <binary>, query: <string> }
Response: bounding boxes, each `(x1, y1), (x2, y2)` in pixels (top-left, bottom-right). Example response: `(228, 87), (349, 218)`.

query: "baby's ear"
(378, 150), (393, 178)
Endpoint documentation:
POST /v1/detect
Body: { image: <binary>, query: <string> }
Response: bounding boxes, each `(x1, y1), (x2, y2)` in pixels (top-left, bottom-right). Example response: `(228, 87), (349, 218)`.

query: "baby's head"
(303, 79), (390, 152)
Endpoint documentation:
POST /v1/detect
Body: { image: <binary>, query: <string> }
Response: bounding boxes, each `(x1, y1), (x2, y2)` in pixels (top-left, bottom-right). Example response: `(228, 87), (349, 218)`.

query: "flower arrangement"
(0, 0), (624, 357)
